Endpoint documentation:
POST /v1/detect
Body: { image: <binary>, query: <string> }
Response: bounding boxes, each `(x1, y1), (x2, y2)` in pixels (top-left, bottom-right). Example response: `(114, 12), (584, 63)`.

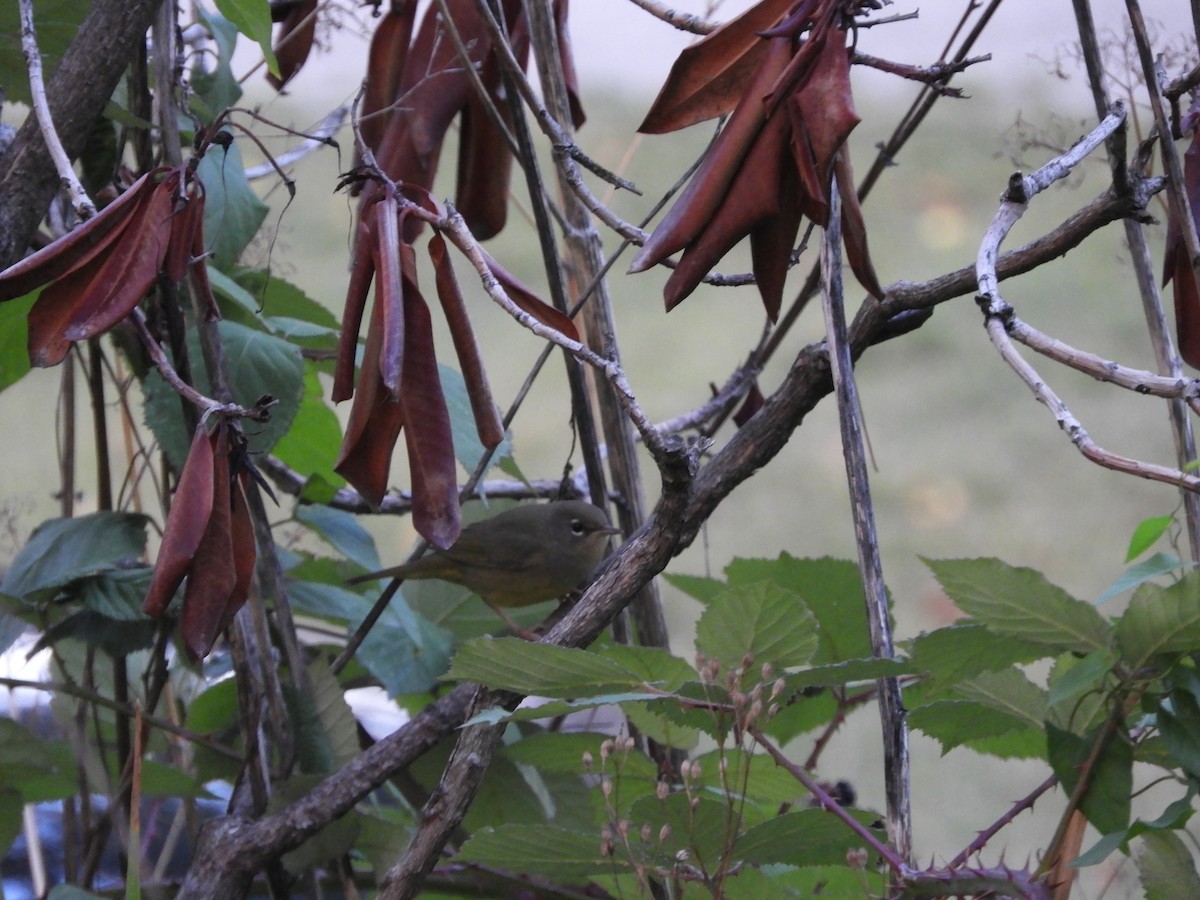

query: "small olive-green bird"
(348, 501), (619, 635)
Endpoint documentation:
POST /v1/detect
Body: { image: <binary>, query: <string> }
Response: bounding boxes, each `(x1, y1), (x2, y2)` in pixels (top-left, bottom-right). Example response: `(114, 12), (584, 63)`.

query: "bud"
(748, 699), (763, 723)
(675, 848), (689, 863)
(640, 822), (652, 843)
(742, 652), (754, 670)
(601, 775), (613, 798)
(582, 751), (593, 771)
(767, 702), (781, 718)
(659, 823), (671, 844)
(600, 739), (614, 760)
(847, 847), (869, 869)
(617, 819), (630, 839)
(656, 780), (670, 800)
(690, 760), (701, 780)
(771, 677), (786, 700)
(761, 662), (774, 682)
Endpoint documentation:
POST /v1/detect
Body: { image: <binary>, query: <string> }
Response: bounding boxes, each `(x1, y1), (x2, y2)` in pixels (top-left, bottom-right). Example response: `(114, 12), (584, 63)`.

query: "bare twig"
(18, 0), (95, 220)
(978, 106), (1200, 495)
(821, 176), (911, 867)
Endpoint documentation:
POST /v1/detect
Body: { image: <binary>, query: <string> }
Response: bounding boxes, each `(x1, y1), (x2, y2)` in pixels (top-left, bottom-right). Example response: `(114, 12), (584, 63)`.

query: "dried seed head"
(582, 751), (593, 771)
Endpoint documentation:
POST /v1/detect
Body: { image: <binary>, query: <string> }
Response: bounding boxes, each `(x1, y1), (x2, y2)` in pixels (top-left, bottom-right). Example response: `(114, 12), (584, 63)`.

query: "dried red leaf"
(267, 0), (318, 90)
(397, 255), (461, 548)
(373, 192), (405, 396)
(638, 0), (795, 134)
(630, 36), (794, 275)
(1164, 100), (1200, 367)
(358, 3), (416, 159)
(212, 471), (257, 641)
(836, 151), (884, 300)
(27, 175), (174, 366)
(430, 234), (504, 450)
(332, 214), (377, 402)
(483, 251), (581, 342)
(732, 381), (765, 426)
(180, 423), (237, 660)
(0, 169), (162, 302)
(663, 100), (795, 317)
(334, 287), (406, 508)
(164, 183), (204, 283)
(143, 423), (217, 617)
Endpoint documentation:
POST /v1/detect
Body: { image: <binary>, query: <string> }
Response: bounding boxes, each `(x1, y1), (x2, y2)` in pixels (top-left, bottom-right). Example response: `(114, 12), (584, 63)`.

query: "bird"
(347, 500), (620, 636)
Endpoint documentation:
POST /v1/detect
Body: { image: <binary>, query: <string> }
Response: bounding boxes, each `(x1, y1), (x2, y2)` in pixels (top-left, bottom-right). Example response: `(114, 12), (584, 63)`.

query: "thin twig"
(18, 0), (96, 220)
(821, 174), (911, 867)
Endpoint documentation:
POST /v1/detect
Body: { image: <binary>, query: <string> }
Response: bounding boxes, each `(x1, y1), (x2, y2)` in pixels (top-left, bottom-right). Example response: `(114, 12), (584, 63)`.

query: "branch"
(18, 0), (94, 220)
(0, 0), (162, 268)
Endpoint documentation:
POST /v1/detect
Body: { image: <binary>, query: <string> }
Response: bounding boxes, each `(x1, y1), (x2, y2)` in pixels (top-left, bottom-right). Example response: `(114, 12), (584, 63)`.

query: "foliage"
(0, 0), (1197, 897)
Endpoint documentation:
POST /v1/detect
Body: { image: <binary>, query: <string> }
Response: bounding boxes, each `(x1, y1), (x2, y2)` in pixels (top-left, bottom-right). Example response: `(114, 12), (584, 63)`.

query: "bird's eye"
(570, 518), (585, 535)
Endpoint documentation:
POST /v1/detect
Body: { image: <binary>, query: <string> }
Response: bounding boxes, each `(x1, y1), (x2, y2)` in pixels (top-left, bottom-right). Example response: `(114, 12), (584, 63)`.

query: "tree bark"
(0, 0), (162, 269)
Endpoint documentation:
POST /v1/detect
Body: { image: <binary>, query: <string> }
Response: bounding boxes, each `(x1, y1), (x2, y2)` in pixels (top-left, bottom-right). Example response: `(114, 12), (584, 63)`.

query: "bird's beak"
(599, 525), (621, 537)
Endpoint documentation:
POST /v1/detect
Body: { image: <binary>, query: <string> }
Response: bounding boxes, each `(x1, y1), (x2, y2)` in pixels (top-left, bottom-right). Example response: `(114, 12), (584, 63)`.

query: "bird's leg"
(484, 600), (542, 641)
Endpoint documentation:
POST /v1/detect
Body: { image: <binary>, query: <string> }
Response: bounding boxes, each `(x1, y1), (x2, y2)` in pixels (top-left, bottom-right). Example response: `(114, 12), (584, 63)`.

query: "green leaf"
(954, 668), (1048, 730)
(1127, 515), (1175, 561)
(925, 558), (1108, 653)
(192, 8), (243, 119)
(271, 365), (345, 487)
(445, 638), (647, 698)
(909, 700), (1044, 759)
(48, 885), (109, 900)
(79, 567), (154, 621)
(1158, 680), (1200, 781)
(289, 580), (453, 695)
(213, 0), (279, 78)
(1097, 553), (1186, 605)
(1116, 573), (1200, 672)
(296, 504), (380, 571)
(0, 292), (35, 392)
(0, 1), (87, 106)
(594, 643), (696, 690)
(695, 581), (819, 673)
(1046, 722), (1132, 835)
(0, 719), (78, 802)
(300, 656), (360, 772)
(1, 512), (148, 602)
(1047, 649), (1114, 711)
(440, 364), (512, 474)
(628, 792), (734, 866)
(908, 622), (1051, 697)
(1138, 830), (1200, 900)
(500, 732), (657, 780)
(781, 657), (915, 692)
(725, 555), (872, 663)
(464, 693), (662, 727)
(734, 808), (886, 866)
(186, 677), (239, 733)
(663, 572), (727, 604)
(458, 825), (625, 878)
(196, 141), (269, 268)
(142, 320), (304, 468)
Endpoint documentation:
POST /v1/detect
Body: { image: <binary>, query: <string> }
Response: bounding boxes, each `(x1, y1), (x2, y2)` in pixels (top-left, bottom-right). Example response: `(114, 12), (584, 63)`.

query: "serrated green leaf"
(296, 504), (380, 571)
(1127, 516), (1175, 562)
(908, 622), (1051, 694)
(197, 141), (269, 268)
(695, 581), (819, 672)
(1138, 830), (1200, 900)
(1097, 553), (1186, 605)
(734, 808), (885, 866)
(1, 512), (148, 602)
(445, 638), (647, 698)
(305, 656), (360, 771)
(186, 677), (239, 733)
(458, 824), (624, 878)
(1116, 573), (1200, 673)
(0, 292), (35, 392)
(0, 719), (78, 802)
(143, 320), (304, 468)
(909, 700), (1044, 759)
(1046, 722), (1131, 835)
(725, 555), (872, 663)
(663, 572), (727, 604)
(925, 558), (1108, 653)
(628, 792), (734, 866)
(594, 643), (696, 690)
(781, 657), (914, 692)
(270, 774), (360, 873)
(1047, 649), (1115, 713)
(1158, 684), (1200, 781)
(954, 668), (1048, 729)
(78, 568), (153, 621)
(213, 0), (279, 77)
(465, 693), (663, 727)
